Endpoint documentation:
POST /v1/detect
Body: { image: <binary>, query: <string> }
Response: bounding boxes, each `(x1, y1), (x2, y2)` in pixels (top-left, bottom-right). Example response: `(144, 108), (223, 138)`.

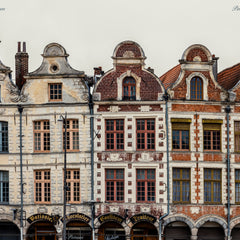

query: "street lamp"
(58, 112), (67, 240)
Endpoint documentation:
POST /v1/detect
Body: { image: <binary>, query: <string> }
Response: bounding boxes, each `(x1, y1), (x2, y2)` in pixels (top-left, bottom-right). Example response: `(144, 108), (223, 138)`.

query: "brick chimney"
(15, 42), (28, 90)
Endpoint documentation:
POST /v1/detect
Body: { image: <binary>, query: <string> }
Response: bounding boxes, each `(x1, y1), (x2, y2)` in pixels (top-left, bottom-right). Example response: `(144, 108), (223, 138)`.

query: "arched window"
(190, 77), (203, 100)
(123, 77), (136, 100)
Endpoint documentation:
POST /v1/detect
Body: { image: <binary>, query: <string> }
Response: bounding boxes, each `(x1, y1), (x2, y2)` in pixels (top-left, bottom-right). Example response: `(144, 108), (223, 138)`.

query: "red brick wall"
(172, 104), (221, 112)
(186, 48), (208, 62)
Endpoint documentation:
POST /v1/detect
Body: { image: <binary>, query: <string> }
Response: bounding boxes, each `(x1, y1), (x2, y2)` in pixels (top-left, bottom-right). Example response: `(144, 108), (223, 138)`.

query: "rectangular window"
(204, 169), (221, 204)
(34, 170), (51, 204)
(172, 121), (190, 150)
(63, 119), (79, 151)
(105, 169), (124, 202)
(0, 121), (8, 152)
(203, 122), (221, 151)
(0, 171), (9, 204)
(173, 168), (190, 203)
(136, 119), (155, 150)
(235, 122), (240, 152)
(33, 120), (50, 152)
(66, 169), (80, 203)
(49, 83), (62, 101)
(105, 119), (124, 150)
(136, 169), (155, 202)
(236, 170), (240, 203)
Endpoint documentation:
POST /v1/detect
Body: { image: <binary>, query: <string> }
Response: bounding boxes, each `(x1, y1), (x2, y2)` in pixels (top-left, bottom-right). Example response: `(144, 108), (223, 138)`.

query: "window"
(123, 77), (136, 100)
(0, 171), (9, 204)
(0, 122), (8, 153)
(34, 170), (51, 203)
(172, 120), (190, 150)
(66, 169), (80, 203)
(203, 121), (222, 151)
(204, 169), (221, 204)
(63, 119), (79, 151)
(235, 122), (240, 152)
(236, 170), (240, 203)
(105, 119), (124, 150)
(33, 120), (50, 152)
(136, 169), (155, 202)
(49, 83), (62, 101)
(190, 77), (203, 100)
(173, 168), (190, 203)
(105, 169), (124, 202)
(136, 119), (155, 150)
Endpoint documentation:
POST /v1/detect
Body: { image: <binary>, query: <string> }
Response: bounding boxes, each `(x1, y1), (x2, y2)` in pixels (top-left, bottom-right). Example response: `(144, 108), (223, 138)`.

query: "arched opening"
(0, 221), (20, 240)
(26, 221), (56, 240)
(66, 221), (92, 240)
(131, 222), (158, 240)
(197, 221), (225, 240)
(231, 223), (240, 240)
(164, 221), (191, 240)
(190, 77), (203, 100)
(98, 221), (125, 240)
(122, 77), (136, 100)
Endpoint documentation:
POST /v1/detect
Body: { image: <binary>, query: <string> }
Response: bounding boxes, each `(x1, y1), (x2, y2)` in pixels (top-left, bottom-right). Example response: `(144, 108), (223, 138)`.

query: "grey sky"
(0, 0), (239, 79)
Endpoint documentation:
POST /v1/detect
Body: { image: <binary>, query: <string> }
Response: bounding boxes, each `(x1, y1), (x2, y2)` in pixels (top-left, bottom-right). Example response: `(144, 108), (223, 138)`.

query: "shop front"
(0, 221), (20, 240)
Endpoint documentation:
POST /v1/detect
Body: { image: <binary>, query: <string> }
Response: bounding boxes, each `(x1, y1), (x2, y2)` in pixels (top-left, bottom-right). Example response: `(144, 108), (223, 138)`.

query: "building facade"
(0, 40), (240, 240)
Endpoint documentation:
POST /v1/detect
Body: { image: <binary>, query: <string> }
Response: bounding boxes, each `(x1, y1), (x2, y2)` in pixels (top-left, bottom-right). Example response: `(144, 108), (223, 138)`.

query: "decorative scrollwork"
(7, 82), (28, 102)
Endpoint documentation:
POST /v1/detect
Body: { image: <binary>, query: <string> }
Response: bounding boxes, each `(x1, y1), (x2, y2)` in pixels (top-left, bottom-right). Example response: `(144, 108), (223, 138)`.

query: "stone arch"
(43, 42), (68, 57)
(195, 215), (227, 231)
(230, 216), (240, 233)
(163, 214), (195, 230)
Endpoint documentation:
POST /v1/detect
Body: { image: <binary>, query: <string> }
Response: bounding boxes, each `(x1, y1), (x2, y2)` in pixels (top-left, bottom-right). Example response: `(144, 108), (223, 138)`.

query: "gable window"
(105, 169), (124, 202)
(66, 169), (80, 203)
(0, 171), (9, 204)
(0, 121), (8, 153)
(204, 168), (221, 204)
(136, 119), (155, 150)
(173, 168), (190, 203)
(34, 170), (51, 204)
(49, 83), (62, 101)
(123, 77), (136, 100)
(235, 121), (240, 152)
(136, 169), (155, 202)
(171, 119), (191, 151)
(190, 77), (203, 100)
(33, 120), (50, 152)
(105, 119), (124, 150)
(203, 120), (222, 151)
(63, 119), (79, 151)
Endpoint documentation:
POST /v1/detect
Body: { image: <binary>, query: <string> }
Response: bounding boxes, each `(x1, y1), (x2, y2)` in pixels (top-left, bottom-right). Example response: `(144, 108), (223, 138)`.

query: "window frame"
(66, 169), (80, 204)
(33, 120), (50, 153)
(172, 168), (191, 203)
(235, 169), (240, 204)
(34, 169), (51, 204)
(0, 171), (9, 204)
(63, 119), (79, 152)
(136, 169), (155, 203)
(190, 76), (203, 100)
(105, 119), (124, 151)
(235, 121), (240, 153)
(204, 168), (221, 204)
(48, 83), (62, 102)
(136, 119), (155, 151)
(0, 121), (8, 153)
(122, 77), (136, 101)
(105, 169), (124, 202)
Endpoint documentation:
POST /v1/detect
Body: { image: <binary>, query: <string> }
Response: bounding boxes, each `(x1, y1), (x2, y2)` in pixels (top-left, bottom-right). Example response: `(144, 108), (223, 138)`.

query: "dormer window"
(190, 77), (203, 100)
(123, 77), (136, 100)
(49, 83), (62, 101)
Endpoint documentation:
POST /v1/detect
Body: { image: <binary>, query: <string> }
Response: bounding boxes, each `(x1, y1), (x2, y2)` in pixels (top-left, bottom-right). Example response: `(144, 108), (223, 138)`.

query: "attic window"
(49, 83), (62, 101)
(190, 77), (203, 100)
(123, 77), (136, 100)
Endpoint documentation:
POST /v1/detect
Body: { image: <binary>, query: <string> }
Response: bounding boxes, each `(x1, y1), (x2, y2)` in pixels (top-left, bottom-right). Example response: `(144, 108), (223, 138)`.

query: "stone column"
(191, 228), (198, 240)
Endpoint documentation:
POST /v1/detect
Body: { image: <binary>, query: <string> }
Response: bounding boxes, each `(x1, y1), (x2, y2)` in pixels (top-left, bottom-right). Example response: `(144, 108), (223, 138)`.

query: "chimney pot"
(23, 42), (26, 52)
(18, 42), (21, 52)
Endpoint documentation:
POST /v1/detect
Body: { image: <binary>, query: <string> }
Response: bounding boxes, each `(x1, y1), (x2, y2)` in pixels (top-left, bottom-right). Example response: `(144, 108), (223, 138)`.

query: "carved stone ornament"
(106, 153), (123, 161)
(0, 73), (5, 81)
(7, 82), (28, 102)
(110, 106), (119, 112)
(123, 51), (135, 58)
(138, 153), (153, 162)
(0, 108), (5, 115)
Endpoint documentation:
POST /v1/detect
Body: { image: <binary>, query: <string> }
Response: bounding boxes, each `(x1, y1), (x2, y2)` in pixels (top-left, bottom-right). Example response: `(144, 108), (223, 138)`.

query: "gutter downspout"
(18, 105), (24, 240)
(225, 105), (231, 240)
(159, 93), (170, 240)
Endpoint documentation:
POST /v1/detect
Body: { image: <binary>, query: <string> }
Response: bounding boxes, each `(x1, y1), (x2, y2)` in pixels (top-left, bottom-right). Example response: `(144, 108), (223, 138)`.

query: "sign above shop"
(61, 213), (91, 223)
(130, 214), (156, 224)
(98, 213), (124, 224)
(27, 214), (60, 224)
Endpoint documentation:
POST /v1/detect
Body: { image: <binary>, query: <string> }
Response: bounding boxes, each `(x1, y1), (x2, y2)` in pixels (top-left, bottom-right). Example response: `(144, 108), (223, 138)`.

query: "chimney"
(94, 66), (104, 76)
(15, 41), (29, 90)
(212, 54), (219, 81)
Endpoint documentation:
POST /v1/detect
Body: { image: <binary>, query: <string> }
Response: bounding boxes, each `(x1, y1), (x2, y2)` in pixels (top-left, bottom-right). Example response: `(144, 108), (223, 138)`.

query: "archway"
(0, 221), (20, 240)
(66, 221), (92, 240)
(131, 222), (158, 240)
(98, 222), (125, 240)
(197, 222), (225, 240)
(231, 223), (240, 240)
(26, 221), (56, 240)
(164, 221), (191, 240)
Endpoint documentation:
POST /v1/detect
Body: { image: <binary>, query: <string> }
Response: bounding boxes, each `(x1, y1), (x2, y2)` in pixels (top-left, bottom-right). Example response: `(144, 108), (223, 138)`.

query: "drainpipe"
(17, 105), (24, 240)
(159, 93), (170, 240)
(225, 105), (231, 240)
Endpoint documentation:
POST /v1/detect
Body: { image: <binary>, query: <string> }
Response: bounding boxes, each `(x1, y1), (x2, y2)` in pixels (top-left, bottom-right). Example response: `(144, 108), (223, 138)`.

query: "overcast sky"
(0, 0), (240, 79)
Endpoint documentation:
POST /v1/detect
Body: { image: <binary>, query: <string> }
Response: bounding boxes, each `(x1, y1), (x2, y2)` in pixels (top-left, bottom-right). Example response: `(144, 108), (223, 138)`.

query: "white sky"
(0, 0), (240, 79)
